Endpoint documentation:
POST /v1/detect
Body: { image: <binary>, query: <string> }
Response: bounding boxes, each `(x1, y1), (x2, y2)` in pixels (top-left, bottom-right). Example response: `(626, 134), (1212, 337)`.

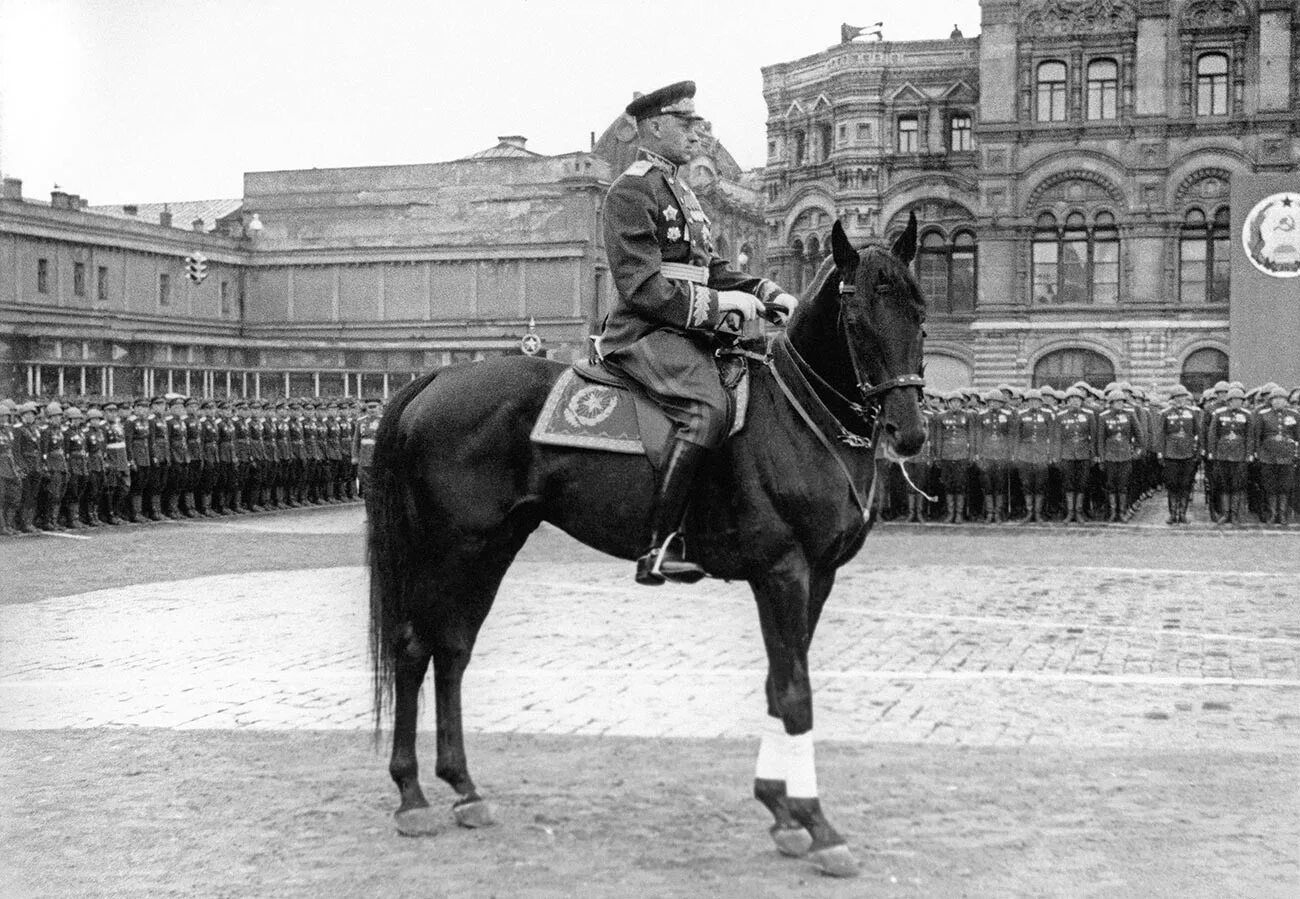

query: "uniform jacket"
(600, 149), (784, 357)
(1096, 408), (1142, 462)
(1012, 407), (1055, 463)
(105, 421), (130, 472)
(200, 417), (220, 465)
(1053, 407), (1096, 461)
(124, 415), (151, 468)
(85, 425), (106, 474)
(975, 407), (1015, 461)
(65, 424), (88, 476)
(148, 414), (169, 466)
(0, 423), (20, 479)
(185, 417), (202, 464)
(1252, 407), (1299, 464)
(355, 415), (379, 467)
(323, 417), (342, 461)
(41, 423), (68, 474)
(1206, 407), (1255, 462)
(289, 417), (305, 461)
(933, 409), (973, 461)
(1157, 406), (1201, 460)
(166, 414), (189, 465)
(304, 419), (323, 461)
(14, 423), (43, 475)
(234, 418), (251, 464)
(217, 416), (236, 464)
(275, 417), (291, 461)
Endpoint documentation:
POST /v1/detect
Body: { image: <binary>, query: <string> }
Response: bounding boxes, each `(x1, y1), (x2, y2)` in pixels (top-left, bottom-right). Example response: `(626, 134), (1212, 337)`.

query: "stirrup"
(635, 532), (705, 586)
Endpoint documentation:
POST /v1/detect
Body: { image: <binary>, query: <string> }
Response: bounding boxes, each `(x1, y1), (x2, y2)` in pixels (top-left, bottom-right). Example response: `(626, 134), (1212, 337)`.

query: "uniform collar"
(637, 147), (679, 178)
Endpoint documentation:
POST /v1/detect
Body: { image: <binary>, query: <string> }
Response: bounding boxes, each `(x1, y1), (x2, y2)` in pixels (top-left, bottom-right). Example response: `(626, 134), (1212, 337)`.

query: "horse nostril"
(884, 422), (898, 436)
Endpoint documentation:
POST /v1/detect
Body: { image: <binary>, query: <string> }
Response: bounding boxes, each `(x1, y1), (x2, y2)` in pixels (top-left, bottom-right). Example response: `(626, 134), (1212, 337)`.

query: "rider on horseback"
(598, 81), (799, 586)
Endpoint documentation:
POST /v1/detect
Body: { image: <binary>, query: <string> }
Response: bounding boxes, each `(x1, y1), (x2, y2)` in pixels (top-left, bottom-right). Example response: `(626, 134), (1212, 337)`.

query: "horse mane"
(801, 254), (840, 304)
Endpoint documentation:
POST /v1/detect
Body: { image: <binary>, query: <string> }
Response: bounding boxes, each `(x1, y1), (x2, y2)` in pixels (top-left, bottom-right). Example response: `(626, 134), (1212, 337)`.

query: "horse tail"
(367, 369), (441, 740)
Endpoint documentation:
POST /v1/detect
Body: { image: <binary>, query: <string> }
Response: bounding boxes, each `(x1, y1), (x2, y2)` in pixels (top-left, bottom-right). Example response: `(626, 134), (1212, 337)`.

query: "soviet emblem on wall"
(1241, 192), (1300, 279)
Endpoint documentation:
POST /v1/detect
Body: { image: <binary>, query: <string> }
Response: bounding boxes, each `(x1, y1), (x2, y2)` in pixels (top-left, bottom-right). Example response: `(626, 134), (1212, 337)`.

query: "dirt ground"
(2, 729), (1295, 899)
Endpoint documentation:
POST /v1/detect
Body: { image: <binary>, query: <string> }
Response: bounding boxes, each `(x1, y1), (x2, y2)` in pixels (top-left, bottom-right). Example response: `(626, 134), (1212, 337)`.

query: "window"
(916, 230), (977, 314)
(220, 280), (232, 317)
(793, 130), (806, 165)
(37, 258), (49, 293)
(1180, 207), (1230, 304)
(950, 231), (976, 312)
(1180, 348), (1229, 396)
(897, 116), (918, 152)
(73, 262), (86, 297)
(856, 122), (871, 142)
(819, 124), (833, 161)
(1091, 212), (1119, 305)
(1033, 348), (1116, 393)
(1036, 61), (1068, 122)
(1196, 53), (1229, 116)
(837, 124), (847, 145)
(1033, 210), (1120, 305)
(949, 114), (972, 151)
(158, 272), (171, 306)
(767, 139), (777, 159)
(918, 232), (949, 307)
(1086, 59), (1118, 120)
(96, 266), (109, 302)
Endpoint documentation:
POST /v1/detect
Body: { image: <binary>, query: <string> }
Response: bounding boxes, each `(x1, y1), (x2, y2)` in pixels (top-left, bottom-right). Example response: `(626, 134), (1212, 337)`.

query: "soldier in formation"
(0, 394), (378, 537)
(872, 378), (1299, 528)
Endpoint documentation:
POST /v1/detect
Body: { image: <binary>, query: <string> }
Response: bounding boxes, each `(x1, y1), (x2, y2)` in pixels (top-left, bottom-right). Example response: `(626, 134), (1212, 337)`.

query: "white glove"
(767, 292), (799, 324)
(716, 291), (765, 322)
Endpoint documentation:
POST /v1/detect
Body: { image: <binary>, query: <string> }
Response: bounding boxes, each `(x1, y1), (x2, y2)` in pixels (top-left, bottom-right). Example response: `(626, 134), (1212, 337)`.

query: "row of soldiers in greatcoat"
(0, 393), (385, 535)
(879, 379), (1300, 527)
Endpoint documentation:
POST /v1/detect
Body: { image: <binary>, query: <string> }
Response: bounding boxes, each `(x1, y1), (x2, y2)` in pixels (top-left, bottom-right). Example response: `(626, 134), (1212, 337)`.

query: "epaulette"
(622, 160), (654, 178)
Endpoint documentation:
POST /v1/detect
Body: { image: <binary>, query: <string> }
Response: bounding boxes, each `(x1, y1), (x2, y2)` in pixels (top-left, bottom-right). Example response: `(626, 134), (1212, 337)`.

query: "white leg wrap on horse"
(785, 731), (818, 798)
(755, 717), (787, 781)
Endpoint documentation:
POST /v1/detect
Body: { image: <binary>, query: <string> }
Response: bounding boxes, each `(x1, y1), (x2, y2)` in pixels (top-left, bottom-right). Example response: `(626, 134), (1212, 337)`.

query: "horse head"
(789, 215), (927, 458)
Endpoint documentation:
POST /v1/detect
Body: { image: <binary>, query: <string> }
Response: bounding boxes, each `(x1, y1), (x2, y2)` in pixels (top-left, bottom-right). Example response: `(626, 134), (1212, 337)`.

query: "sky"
(0, 0), (981, 205)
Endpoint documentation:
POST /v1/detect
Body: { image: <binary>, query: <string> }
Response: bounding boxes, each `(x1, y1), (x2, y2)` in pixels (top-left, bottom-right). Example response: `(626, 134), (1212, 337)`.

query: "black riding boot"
(635, 439), (708, 587)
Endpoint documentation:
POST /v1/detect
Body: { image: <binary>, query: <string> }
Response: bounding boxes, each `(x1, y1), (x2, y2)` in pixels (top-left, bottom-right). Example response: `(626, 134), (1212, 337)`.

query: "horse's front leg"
(750, 561), (858, 878)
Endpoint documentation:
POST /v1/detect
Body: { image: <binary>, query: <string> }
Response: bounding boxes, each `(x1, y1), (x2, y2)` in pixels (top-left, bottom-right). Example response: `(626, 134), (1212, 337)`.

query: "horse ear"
(830, 219), (856, 272)
(891, 211), (918, 267)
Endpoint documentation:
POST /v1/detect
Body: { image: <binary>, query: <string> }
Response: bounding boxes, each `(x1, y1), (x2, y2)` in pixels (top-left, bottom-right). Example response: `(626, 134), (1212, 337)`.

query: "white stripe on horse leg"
(785, 731), (818, 799)
(754, 716), (787, 781)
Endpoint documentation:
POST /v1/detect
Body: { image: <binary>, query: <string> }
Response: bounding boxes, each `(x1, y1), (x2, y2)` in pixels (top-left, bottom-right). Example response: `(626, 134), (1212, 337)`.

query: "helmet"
(1105, 389), (1125, 402)
(1024, 388), (1043, 401)
(982, 389), (1003, 403)
(1064, 387), (1084, 400)
(86, 409), (104, 421)
(45, 401), (63, 415)
(65, 407), (84, 420)
(1212, 381), (1230, 393)
(1168, 385), (1192, 399)
(1225, 386), (1246, 400)
(1269, 386), (1289, 400)
(17, 401), (38, 415)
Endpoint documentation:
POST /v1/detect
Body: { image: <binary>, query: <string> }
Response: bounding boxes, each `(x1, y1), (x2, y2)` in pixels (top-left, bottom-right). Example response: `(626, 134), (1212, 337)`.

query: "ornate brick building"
(762, 0), (1297, 392)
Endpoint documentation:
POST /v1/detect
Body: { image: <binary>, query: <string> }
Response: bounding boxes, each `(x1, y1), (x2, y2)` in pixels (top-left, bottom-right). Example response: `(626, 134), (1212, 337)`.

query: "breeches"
(1162, 458), (1198, 493)
(979, 460), (1010, 494)
(939, 460), (968, 493)
(603, 330), (729, 449)
(1059, 459), (1090, 491)
(1103, 460), (1131, 493)
(1016, 462), (1048, 494)
(1215, 461), (1247, 492)
(1260, 462), (1294, 495)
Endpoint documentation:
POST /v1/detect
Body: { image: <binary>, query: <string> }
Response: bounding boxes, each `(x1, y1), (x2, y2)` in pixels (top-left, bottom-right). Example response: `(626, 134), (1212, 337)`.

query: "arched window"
(1196, 53), (1229, 116)
(1180, 207), (1230, 304)
(1180, 348), (1229, 396)
(918, 231), (949, 308)
(1086, 59), (1118, 120)
(949, 113), (972, 151)
(950, 231), (976, 312)
(790, 238), (804, 294)
(792, 130), (806, 166)
(1033, 348), (1116, 393)
(1032, 210), (1122, 305)
(1036, 61), (1068, 122)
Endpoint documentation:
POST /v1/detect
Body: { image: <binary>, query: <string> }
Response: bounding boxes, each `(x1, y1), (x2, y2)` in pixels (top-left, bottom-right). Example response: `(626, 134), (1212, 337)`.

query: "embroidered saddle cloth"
(530, 357), (751, 469)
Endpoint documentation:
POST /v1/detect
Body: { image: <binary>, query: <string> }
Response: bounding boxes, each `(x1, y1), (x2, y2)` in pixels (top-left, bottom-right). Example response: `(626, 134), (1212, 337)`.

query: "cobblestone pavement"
(2, 507), (1298, 751)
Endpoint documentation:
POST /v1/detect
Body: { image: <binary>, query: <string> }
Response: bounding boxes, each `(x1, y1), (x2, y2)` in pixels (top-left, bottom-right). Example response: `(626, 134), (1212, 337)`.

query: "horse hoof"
(769, 825), (812, 857)
(453, 799), (495, 829)
(808, 844), (860, 878)
(394, 805), (443, 837)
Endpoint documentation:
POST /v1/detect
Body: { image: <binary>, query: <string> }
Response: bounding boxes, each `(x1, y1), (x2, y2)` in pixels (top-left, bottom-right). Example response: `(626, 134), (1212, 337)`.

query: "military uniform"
(0, 402), (21, 535)
(1053, 394), (1096, 523)
(39, 406), (68, 530)
(13, 404), (43, 532)
(354, 402), (381, 497)
(1252, 390), (1298, 524)
(1012, 392), (1055, 522)
(198, 402), (220, 516)
(975, 397), (1015, 522)
(62, 408), (88, 528)
(164, 401), (190, 519)
(103, 404), (130, 524)
(1205, 396), (1255, 525)
(1096, 396), (1142, 521)
(933, 397), (974, 523)
(81, 409), (106, 526)
(1157, 391), (1201, 524)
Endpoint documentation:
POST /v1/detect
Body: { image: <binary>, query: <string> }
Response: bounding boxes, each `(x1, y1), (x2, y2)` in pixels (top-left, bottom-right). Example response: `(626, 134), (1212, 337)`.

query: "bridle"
(836, 254), (926, 404)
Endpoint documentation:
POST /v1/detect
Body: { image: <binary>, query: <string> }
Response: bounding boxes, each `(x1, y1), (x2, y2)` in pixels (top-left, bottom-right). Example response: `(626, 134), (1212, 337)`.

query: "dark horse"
(367, 216), (927, 877)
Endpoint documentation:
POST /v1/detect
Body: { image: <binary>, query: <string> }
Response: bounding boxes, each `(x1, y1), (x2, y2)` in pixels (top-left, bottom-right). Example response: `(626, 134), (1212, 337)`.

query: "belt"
(106, 442), (126, 449)
(360, 438), (376, 445)
(660, 262), (709, 284)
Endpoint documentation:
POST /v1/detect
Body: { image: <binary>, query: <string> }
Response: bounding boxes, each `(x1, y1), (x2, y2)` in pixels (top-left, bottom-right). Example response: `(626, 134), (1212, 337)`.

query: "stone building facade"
(1, 127), (768, 401)
(762, 0), (1297, 392)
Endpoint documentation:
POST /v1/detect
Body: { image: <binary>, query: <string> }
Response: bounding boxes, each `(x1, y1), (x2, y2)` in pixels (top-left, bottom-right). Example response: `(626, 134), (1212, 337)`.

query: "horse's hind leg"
(391, 624), (439, 835)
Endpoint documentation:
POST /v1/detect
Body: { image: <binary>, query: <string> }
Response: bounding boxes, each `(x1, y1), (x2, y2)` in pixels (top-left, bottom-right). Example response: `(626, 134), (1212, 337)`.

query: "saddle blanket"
(530, 367), (749, 458)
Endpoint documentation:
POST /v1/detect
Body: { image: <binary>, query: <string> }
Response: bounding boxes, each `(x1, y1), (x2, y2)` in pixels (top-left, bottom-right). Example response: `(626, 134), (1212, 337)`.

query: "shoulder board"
(622, 160), (654, 178)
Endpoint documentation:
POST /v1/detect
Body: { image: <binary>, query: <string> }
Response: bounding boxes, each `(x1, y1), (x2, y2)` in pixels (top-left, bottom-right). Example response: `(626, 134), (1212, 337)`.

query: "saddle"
(530, 344), (758, 470)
